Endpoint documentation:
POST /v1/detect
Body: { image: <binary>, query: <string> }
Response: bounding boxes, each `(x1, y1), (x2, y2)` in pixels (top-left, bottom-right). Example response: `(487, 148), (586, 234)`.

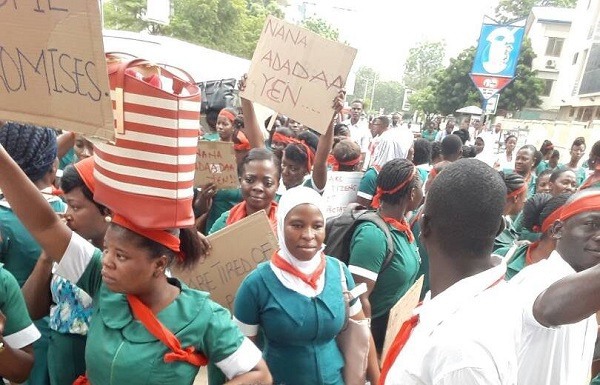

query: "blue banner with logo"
(471, 24), (525, 78)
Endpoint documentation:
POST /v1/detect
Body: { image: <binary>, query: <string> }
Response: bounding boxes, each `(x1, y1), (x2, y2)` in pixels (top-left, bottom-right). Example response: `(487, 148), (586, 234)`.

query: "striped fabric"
(93, 62), (201, 229)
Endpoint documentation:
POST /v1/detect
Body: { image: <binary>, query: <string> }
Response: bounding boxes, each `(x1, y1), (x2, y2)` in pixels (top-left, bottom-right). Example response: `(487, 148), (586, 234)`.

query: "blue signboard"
(471, 24), (525, 78)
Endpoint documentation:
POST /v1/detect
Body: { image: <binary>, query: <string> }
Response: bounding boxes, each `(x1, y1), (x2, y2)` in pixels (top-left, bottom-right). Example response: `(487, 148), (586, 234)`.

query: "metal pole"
(370, 77), (377, 113)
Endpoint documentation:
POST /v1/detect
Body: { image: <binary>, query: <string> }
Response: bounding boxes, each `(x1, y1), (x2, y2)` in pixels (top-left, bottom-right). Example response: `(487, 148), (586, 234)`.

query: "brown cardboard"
(240, 16), (357, 134)
(381, 276), (424, 360)
(0, 0), (114, 140)
(172, 210), (278, 312)
(195, 140), (239, 189)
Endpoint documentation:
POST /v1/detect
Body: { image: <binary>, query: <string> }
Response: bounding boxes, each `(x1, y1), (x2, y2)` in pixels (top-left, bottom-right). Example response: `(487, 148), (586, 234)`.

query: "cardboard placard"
(323, 171), (364, 218)
(381, 276), (424, 360)
(0, 0), (114, 139)
(195, 141), (239, 189)
(172, 211), (277, 312)
(240, 16), (357, 134)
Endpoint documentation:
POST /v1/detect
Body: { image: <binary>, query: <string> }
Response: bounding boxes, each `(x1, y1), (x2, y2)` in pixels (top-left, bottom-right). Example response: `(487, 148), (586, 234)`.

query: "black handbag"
(198, 78), (237, 113)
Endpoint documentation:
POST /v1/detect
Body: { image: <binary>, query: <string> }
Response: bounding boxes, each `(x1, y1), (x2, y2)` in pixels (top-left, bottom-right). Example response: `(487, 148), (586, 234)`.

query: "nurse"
(234, 186), (379, 385)
(0, 138), (272, 385)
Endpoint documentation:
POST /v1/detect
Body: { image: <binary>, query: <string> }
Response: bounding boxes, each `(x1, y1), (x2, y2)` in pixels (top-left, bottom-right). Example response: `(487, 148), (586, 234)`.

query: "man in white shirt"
(344, 99), (371, 154)
(510, 188), (600, 385)
(381, 159), (521, 385)
(434, 121), (454, 142)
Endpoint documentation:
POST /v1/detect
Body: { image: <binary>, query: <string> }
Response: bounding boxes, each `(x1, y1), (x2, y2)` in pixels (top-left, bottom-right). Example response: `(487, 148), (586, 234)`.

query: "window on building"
(595, 107), (600, 119)
(569, 107), (576, 117)
(545, 37), (565, 57)
(572, 53), (579, 65)
(542, 79), (554, 96)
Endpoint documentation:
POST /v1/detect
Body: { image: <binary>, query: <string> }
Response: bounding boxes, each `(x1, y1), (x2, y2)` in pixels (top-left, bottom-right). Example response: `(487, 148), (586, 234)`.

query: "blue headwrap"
(0, 122), (58, 182)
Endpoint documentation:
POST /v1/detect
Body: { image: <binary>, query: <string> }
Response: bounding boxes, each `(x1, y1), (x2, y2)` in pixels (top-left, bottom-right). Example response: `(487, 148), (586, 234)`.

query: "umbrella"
(456, 105), (483, 115)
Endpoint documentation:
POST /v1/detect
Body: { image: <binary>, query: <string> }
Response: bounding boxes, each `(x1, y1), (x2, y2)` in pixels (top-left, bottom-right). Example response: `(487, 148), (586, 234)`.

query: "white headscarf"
(370, 128), (414, 167)
(272, 186), (327, 297)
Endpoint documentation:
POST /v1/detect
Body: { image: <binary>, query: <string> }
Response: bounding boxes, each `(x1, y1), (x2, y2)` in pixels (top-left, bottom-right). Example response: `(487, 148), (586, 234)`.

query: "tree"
(409, 85), (437, 117)
(349, 66), (378, 103)
(413, 38), (543, 115)
(301, 17), (340, 42)
(372, 81), (405, 114)
(495, 0), (577, 23)
(103, 0), (284, 59)
(403, 41), (445, 91)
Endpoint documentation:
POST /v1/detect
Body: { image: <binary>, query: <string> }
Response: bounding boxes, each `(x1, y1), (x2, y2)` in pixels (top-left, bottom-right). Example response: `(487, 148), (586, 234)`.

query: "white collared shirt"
(509, 251), (597, 385)
(344, 118), (371, 154)
(385, 256), (521, 385)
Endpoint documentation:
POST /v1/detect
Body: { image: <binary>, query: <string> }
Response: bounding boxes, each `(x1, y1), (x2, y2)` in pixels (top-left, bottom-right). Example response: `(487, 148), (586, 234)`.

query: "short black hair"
(441, 134), (463, 159)
(519, 144), (537, 157)
(462, 145), (477, 158)
(537, 168), (552, 181)
(550, 167), (575, 183)
(551, 149), (560, 159)
(505, 134), (517, 143)
(239, 147), (281, 179)
(375, 115), (390, 128)
(431, 141), (442, 162)
(453, 129), (470, 144)
(413, 139), (432, 166)
(424, 159), (506, 258)
(376, 158), (421, 206)
(61, 165), (107, 215)
(592, 140), (600, 157)
(284, 131), (318, 171)
(540, 140), (553, 156)
(572, 136), (586, 149)
(521, 192), (571, 236)
(533, 150), (543, 168)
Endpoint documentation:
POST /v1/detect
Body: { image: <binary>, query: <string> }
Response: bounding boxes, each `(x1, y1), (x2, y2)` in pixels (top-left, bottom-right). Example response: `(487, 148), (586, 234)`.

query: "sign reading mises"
(240, 16), (357, 134)
(322, 171), (364, 218)
(195, 141), (239, 189)
(0, 0), (114, 139)
(171, 211), (278, 312)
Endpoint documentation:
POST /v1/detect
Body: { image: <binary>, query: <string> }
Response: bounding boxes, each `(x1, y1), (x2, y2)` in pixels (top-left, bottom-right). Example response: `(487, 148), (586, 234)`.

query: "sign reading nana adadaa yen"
(0, 0), (114, 139)
(172, 210), (278, 312)
(241, 16), (357, 134)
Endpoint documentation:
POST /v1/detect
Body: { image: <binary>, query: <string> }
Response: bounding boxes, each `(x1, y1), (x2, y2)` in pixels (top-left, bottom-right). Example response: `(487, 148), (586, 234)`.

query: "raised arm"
(311, 90), (344, 191)
(56, 131), (76, 161)
(0, 144), (72, 262)
(533, 262), (600, 327)
(238, 75), (265, 149)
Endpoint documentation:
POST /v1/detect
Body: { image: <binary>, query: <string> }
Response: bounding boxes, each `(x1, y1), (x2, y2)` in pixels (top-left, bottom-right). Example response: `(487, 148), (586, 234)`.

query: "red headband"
(372, 166), (416, 208)
(287, 140), (315, 171)
(534, 206), (563, 233)
(74, 157), (96, 194)
(218, 110), (236, 122)
(559, 193), (600, 222)
(429, 167), (439, 179)
(328, 154), (362, 171)
(272, 132), (296, 145)
(233, 130), (250, 151)
(507, 184), (528, 199)
(111, 214), (183, 261)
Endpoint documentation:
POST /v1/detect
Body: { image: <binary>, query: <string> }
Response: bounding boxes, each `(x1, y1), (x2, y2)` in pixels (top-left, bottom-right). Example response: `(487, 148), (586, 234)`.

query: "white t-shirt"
(509, 251), (597, 385)
(385, 256), (521, 385)
(344, 118), (371, 154)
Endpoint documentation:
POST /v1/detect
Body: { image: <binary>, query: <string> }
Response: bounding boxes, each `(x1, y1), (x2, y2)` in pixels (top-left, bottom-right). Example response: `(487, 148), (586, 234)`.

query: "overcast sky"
(287, 0), (500, 81)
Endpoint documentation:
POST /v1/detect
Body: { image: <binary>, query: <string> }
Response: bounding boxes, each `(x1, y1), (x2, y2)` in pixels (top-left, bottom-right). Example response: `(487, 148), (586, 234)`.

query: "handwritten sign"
(195, 141), (238, 189)
(0, 0), (113, 139)
(323, 171), (364, 218)
(172, 211), (278, 312)
(382, 276), (424, 360)
(241, 16), (357, 134)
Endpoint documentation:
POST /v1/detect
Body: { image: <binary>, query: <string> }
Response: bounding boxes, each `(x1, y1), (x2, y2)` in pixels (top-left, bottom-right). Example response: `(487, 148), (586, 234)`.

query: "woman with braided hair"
(496, 193), (571, 279)
(494, 171), (527, 251)
(0, 122), (66, 385)
(348, 158), (422, 354)
(580, 140), (600, 190)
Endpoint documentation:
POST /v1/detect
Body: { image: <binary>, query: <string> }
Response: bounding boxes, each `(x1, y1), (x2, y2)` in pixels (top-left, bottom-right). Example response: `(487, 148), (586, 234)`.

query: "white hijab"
(271, 186), (327, 297)
(370, 128), (414, 167)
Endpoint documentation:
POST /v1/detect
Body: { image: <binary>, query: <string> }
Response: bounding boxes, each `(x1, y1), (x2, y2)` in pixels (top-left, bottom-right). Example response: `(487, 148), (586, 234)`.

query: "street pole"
(370, 77), (377, 113)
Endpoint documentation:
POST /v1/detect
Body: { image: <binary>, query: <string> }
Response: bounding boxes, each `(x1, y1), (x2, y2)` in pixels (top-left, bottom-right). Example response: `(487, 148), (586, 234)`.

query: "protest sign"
(0, 0), (114, 139)
(172, 210), (277, 312)
(195, 141), (238, 189)
(382, 276), (424, 360)
(323, 171), (363, 218)
(240, 16), (357, 134)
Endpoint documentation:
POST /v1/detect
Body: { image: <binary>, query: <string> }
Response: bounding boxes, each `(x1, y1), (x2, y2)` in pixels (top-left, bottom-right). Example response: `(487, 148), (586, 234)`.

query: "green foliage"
(103, 0), (284, 59)
(373, 81), (405, 114)
(495, 0), (577, 23)
(403, 41), (445, 91)
(411, 38), (543, 115)
(301, 17), (340, 42)
(349, 66), (378, 102)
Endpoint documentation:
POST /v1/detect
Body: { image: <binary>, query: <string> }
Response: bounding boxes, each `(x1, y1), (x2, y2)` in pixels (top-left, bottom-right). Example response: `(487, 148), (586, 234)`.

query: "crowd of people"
(0, 71), (599, 385)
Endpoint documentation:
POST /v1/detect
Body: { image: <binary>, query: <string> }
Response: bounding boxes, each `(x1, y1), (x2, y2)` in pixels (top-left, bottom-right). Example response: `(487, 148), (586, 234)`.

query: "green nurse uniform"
(56, 233), (260, 385)
(357, 167), (379, 203)
(0, 194), (66, 385)
(234, 257), (358, 385)
(494, 243), (530, 280)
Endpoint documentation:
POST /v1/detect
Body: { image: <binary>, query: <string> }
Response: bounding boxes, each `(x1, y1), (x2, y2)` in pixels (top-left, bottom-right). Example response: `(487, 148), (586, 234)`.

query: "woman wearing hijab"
(356, 129), (414, 208)
(234, 186), (379, 385)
